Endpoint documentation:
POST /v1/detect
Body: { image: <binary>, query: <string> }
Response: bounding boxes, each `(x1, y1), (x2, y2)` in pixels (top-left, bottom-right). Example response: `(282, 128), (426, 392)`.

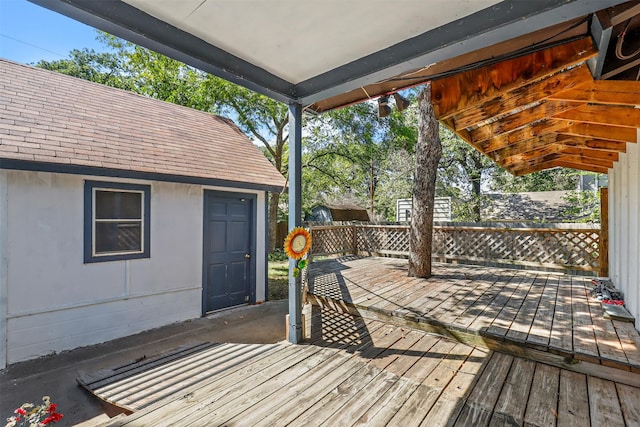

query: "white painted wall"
(609, 135), (640, 331)
(0, 170), (268, 366)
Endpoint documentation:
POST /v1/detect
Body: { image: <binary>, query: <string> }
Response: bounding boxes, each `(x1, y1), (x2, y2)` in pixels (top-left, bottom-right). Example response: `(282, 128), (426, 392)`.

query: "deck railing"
(309, 223), (601, 274)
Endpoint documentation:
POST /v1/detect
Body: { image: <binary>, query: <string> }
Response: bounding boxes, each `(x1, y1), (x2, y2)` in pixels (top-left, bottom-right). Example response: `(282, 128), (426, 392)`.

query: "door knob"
(245, 254), (251, 258)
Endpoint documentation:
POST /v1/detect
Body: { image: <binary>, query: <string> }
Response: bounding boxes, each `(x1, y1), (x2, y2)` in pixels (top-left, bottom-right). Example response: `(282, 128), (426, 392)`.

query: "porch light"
(378, 96), (392, 117)
(393, 92), (410, 111)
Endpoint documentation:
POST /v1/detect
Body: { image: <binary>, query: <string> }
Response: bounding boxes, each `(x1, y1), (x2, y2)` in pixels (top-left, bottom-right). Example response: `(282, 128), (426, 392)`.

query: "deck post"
(288, 102), (303, 344)
(600, 187), (609, 277)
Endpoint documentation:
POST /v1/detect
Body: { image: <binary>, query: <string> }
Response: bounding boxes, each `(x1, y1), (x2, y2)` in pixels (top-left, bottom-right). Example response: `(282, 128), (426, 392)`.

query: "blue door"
(203, 191), (255, 312)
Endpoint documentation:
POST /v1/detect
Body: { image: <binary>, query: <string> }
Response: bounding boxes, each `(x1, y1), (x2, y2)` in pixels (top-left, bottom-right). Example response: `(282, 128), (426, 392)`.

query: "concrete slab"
(0, 301), (288, 426)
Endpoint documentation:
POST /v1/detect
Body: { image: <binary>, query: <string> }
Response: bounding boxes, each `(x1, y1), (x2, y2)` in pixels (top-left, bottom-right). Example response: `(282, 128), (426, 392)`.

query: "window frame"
(84, 181), (151, 263)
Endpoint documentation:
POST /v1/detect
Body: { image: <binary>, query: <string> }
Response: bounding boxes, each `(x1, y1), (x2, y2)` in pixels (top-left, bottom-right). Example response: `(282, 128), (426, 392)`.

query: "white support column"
(288, 102), (303, 343)
(0, 171), (8, 369)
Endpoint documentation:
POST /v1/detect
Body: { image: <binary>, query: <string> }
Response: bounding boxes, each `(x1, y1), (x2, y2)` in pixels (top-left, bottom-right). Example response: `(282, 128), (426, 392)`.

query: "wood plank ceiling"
(430, 36), (640, 176)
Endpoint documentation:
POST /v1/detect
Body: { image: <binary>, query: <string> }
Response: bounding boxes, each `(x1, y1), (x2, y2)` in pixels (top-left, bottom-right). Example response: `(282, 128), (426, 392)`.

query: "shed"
(0, 59), (286, 366)
(306, 204), (370, 223)
(396, 198), (452, 222)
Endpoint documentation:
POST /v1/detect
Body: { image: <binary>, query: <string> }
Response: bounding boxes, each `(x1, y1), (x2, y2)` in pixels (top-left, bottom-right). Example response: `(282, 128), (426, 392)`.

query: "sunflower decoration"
(284, 227), (312, 277)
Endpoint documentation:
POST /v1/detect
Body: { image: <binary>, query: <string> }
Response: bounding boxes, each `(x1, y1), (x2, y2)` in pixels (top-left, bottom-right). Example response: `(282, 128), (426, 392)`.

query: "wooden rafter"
(558, 123), (638, 143)
(470, 101), (582, 143)
(452, 64), (593, 130)
(430, 32), (640, 176)
(549, 79), (640, 106)
(553, 104), (640, 128)
(492, 134), (560, 161)
(551, 160), (610, 174)
(431, 37), (596, 120)
(481, 120), (570, 153)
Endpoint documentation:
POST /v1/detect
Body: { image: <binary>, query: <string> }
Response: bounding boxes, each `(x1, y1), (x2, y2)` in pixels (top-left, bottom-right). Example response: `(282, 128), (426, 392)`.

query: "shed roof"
(0, 59), (287, 192)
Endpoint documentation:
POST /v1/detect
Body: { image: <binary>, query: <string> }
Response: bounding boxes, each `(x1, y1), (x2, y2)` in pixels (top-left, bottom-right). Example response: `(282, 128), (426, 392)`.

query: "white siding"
(1, 170), (268, 366)
(609, 135), (640, 331)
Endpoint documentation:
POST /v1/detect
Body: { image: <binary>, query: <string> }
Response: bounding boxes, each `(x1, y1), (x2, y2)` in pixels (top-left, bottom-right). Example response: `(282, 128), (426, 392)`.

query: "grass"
(268, 260), (289, 301)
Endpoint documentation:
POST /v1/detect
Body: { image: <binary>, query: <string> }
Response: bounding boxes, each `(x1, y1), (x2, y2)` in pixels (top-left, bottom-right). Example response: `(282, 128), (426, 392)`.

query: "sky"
(0, 0), (104, 65)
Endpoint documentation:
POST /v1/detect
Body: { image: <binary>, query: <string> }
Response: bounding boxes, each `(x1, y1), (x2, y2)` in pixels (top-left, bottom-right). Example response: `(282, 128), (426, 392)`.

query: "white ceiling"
(122, 0), (500, 84)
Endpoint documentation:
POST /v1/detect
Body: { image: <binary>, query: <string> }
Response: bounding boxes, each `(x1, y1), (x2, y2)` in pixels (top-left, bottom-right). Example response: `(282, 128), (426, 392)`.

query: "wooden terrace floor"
(95, 309), (640, 426)
(87, 256), (640, 426)
(307, 256), (640, 373)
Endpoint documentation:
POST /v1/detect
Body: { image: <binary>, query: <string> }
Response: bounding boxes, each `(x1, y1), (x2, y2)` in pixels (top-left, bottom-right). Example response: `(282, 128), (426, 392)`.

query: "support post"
(288, 102), (303, 344)
(600, 187), (609, 277)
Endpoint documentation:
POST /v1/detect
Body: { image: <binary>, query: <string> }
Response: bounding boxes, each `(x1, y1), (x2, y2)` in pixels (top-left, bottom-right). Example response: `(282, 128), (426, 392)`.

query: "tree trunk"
(471, 174), (482, 221)
(408, 83), (442, 278)
(268, 192), (280, 251)
(268, 138), (284, 253)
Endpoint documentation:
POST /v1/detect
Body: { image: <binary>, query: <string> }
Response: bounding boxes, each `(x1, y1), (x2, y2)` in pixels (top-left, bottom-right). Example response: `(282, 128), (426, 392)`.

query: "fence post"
(352, 224), (358, 255)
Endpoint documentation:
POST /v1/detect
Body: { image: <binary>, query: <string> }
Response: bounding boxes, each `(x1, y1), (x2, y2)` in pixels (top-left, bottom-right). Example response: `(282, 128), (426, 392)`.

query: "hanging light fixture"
(377, 96), (392, 118)
(393, 92), (410, 111)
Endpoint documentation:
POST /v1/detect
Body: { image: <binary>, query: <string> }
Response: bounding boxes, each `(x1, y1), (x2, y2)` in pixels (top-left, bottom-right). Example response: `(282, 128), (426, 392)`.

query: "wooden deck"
(83, 256), (640, 426)
(95, 309), (639, 427)
(307, 256), (640, 373)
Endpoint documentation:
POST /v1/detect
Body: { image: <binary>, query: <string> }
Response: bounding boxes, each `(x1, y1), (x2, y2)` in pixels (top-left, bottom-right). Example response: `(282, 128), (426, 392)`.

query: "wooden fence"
(309, 223), (601, 274)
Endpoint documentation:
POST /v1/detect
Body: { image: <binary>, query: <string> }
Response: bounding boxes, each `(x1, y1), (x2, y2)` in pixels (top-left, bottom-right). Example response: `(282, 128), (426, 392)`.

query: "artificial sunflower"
(283, 227), (312, 260)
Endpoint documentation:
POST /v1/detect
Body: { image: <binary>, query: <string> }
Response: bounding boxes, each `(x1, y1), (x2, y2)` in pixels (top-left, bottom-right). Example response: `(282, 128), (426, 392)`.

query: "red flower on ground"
(46, 404), (57, 413)
(42, 412), (63, 424)
(14, 408), (27, 416)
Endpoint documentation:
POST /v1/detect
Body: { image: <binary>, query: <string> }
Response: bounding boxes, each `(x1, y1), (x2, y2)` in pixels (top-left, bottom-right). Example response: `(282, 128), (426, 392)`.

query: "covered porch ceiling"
(28, 0), (640, 177)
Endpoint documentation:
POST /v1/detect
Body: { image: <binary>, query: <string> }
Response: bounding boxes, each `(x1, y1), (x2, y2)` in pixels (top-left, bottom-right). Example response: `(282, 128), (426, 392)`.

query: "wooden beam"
(551, 160), (609, 174)
(471, 101), (582, 143)
(557, 146), (619, 162)
(549, 80), (640, 106)
(482, 120), (569, 153)
(557, 123), (638, 143)
(511, 160), (558, 176)
(453, 64), (593, 130)
(498, 144), (559, 167)
(499, 144), (620, 169)
(553, 154), (614, 169)
(555, 136), (629, 152)
(431, 37), (596, 120)
(554, 104), (640, 128)
(492, 134), (559, 161)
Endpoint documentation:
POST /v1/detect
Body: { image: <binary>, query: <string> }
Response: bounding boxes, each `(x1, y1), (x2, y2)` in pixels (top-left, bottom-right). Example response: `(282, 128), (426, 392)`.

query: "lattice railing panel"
(310, 224), (600, 272)
(432, 227), (599, 270)
(309, 225), (355, 256)
(356, 226), (410, 254)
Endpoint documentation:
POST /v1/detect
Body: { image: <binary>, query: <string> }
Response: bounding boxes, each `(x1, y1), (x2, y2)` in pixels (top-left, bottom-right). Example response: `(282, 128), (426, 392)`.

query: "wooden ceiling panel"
(431, 37), (596, 120)
(557, 136), (628, 152)
(549, 79), (640, 105)
(481, 120), (570, 153)
(452, 64), (593, 130)
(470, 101), (582, 143)
(551, 160), (610, 174)
(553, 104), (640, 128)
(492, 134), (560, 161)
(557, 146), (619, 162)
(558, 123), (638, 143)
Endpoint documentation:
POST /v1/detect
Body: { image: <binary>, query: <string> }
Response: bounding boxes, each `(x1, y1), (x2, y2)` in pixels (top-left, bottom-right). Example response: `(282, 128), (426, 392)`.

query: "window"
(84, 181), (150, 263)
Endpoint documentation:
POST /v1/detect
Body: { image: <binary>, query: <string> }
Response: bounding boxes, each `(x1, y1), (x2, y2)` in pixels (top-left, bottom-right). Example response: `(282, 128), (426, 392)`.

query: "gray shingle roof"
(0, 59), (286, 191)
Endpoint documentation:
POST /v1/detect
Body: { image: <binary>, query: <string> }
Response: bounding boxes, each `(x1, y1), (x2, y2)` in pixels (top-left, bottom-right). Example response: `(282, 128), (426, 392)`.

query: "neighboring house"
(396, 198), (451, 222)
(0, 60), (286, 367)
(306, 204), (370, 223)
